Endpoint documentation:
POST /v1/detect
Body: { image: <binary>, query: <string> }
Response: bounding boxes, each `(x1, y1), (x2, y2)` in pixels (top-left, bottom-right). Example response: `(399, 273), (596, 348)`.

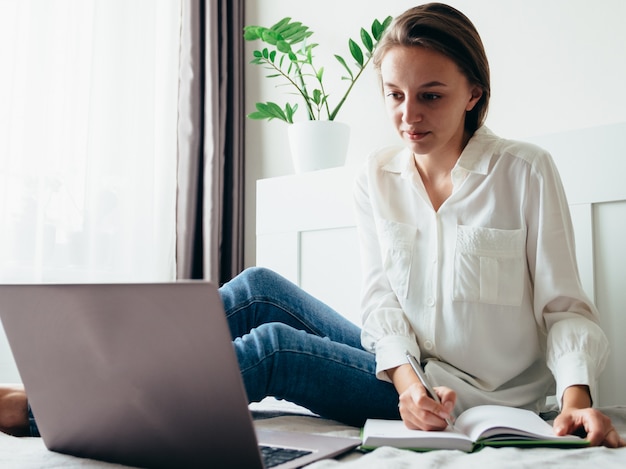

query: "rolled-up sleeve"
(546, 316), (608, 406)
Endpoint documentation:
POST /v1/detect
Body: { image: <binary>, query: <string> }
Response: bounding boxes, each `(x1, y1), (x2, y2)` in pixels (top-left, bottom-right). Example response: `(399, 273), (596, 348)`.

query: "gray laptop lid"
(0, 282), (360, 469)
(0, 282), (263, 468)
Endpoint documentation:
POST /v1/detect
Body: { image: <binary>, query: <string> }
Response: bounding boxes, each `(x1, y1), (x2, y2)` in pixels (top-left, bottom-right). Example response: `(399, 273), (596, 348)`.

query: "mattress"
(1, 400), (625, 468)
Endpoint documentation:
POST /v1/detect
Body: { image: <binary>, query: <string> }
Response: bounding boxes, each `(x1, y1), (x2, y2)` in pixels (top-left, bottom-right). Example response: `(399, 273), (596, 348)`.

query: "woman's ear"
(466, 86), (483, 112)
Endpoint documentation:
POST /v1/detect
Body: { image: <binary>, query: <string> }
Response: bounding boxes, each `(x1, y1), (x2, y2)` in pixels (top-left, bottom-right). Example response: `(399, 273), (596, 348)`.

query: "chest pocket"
(453, 225), (525, 306)
(377, 220), (418, 300)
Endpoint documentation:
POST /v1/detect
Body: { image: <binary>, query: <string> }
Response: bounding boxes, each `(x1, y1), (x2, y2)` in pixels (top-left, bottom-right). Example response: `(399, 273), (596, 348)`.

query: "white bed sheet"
(256, 404), (626, 469)
(1, 402), (625, 468)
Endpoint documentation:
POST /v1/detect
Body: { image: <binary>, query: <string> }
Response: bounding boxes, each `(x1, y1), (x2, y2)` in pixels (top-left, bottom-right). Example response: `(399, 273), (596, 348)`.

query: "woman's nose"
(402, 99), (423, 124)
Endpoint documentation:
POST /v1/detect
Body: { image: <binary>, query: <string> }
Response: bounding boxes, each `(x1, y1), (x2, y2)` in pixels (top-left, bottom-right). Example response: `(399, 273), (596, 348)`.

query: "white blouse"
(354, 126), (609, 414)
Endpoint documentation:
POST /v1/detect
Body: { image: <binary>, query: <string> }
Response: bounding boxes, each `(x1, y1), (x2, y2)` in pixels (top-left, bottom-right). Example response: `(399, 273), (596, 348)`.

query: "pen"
(405, 350), (454, 429)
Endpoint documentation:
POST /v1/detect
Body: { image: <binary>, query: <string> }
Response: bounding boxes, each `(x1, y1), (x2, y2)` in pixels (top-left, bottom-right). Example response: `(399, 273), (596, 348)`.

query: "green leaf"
(371, 16), (392, 41)
(270, 17), (291, 32)
(276, 40), (291, 54)
(312, 89), (322, 105)
(261, 29), (281, 45)
(334, 54), (354, 79)
(252, 50), (262, 58)
(316, 67), (324, 82)
(288, 29), (314, 44)
(279, 22), (305, 39)
(349, 39), (364, 67)
(381, 16), (392, 37)
(269, 50), (276, 62)
(243, 26), (264, 41)
(371, 20), (383, 41)
(261, 48), (269, 59)
(247, 111), (266, 120)
(248, 101), (300, 123)
(256, 102), (288, 122)
(285, 103), (298, 123)
(360, 28), (373, 53)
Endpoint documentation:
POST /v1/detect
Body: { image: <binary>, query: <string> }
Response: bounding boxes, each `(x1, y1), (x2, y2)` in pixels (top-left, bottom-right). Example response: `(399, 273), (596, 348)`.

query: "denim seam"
(226, 297), (327, 337)
(238, 348), (373, 376)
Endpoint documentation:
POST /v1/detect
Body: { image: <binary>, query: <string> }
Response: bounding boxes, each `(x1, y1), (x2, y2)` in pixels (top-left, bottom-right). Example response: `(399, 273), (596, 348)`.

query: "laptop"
(0, 282), (360, 468)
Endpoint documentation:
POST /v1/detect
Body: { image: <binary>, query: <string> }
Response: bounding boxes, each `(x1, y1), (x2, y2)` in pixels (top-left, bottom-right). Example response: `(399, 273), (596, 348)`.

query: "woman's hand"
(553, 385), (625, 447)
(554, 407), (625, 447)
(389, 363), (456, 431)
(398, 382), (456, 430)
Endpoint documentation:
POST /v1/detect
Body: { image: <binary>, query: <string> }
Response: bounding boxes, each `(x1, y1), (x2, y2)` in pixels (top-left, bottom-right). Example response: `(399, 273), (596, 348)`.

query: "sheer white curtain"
(0, 0), (181, 283)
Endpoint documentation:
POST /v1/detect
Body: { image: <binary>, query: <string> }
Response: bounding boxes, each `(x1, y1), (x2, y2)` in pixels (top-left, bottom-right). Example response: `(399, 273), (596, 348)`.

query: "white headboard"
(257, 122), (626, 407)
(528, 123), (626, 407)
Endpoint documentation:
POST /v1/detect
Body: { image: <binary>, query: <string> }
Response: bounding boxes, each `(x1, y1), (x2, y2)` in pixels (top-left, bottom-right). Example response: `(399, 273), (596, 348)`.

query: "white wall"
(244, 0), (626, 267)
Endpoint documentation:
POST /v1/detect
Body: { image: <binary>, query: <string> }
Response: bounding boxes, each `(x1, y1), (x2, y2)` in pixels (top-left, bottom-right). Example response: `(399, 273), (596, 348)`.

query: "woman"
(1, 2), (623, 448)
(355, 3), (620, 445)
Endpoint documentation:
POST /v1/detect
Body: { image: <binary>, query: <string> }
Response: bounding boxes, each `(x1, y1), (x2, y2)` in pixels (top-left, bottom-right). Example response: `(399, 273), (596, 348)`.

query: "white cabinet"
(256, 166), (362, 325)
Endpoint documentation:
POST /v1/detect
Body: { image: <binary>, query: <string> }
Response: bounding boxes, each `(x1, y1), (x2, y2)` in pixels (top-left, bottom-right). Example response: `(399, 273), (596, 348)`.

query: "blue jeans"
(222, 267), (400, 427)
(28, 267), (400, 436)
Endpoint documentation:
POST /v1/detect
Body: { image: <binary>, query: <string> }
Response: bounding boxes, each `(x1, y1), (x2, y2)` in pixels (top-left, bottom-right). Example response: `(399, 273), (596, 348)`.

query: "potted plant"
(244, 15), (392, 173)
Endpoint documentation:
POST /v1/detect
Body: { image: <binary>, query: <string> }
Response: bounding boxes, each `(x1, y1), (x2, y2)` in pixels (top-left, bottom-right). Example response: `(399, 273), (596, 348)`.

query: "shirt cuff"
(374, 335), (421, 382)
(552, 351), (595, 408)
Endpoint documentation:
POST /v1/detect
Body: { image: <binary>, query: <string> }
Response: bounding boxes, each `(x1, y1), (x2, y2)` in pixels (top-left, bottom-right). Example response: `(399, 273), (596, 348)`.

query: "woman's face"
(380, 45), (482, 160)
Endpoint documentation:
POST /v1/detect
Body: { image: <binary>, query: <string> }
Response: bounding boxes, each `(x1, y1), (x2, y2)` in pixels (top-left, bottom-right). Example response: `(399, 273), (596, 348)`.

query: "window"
(0, 0), (181, 282)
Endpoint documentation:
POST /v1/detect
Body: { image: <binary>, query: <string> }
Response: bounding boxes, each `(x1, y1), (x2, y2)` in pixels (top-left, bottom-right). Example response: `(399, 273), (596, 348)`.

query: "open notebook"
(362, 404), (587, 452)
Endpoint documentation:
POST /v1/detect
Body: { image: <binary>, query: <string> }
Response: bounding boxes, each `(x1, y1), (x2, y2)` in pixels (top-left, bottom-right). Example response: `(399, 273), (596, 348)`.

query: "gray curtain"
(176, 0), (245, 284)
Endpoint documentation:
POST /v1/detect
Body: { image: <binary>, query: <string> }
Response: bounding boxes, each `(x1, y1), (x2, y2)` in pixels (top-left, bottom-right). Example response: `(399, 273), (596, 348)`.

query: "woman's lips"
(405, 130), (430, 141)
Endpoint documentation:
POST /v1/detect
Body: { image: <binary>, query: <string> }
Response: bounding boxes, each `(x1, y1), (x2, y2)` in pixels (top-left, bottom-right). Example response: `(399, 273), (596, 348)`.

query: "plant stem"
(295, 64), (315, 120)
(329, 55), (372, 121)
(310, 63), (331, 120)
(262, 57), (315, 120)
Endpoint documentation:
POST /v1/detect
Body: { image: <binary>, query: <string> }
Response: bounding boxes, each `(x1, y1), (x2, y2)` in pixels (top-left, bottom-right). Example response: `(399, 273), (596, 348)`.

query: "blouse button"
(426, 297), (435, 307)
(424, 340), (434, 351)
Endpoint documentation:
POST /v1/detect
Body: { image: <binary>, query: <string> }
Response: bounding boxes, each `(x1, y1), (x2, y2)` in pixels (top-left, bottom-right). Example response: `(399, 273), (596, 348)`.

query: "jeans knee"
(221, 267), (276, 304)
(230, 266), (296, 299)
(228, 267), (283, 293)
(237, 266), (278, 285)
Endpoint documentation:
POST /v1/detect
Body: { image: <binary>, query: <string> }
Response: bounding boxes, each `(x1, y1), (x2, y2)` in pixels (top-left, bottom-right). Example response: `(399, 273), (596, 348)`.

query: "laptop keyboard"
(260, 444), (313, 468)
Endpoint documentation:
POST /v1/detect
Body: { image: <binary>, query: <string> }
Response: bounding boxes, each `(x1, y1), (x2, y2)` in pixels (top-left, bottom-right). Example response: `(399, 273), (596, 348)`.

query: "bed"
(1, 399), (625, 468)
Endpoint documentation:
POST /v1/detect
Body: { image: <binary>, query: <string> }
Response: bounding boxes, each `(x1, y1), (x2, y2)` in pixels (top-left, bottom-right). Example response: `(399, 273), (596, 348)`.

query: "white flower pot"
(287, 120), (350, 173)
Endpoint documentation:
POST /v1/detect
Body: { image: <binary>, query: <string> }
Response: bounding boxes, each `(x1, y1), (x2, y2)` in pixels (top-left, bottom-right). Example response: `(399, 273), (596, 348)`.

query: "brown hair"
(373, 3), (490, 134)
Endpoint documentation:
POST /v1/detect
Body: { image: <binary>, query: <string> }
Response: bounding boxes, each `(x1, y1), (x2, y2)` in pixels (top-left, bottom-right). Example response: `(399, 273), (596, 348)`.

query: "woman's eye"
(422, 93), (441, 101)
(386, 92), (403, 100)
